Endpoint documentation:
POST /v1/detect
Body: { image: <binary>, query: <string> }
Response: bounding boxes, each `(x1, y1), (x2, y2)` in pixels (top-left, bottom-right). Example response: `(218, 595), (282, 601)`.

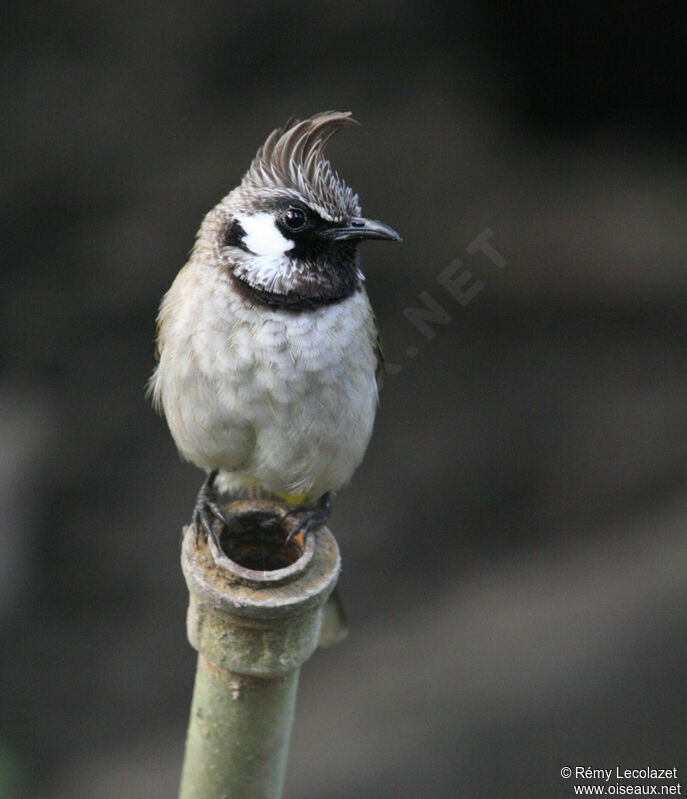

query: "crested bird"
(149, 111), (400, 548)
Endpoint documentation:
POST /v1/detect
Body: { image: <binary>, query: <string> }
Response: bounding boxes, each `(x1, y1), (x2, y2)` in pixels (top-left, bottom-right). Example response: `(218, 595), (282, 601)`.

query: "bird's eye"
(282, 206), (308, 232)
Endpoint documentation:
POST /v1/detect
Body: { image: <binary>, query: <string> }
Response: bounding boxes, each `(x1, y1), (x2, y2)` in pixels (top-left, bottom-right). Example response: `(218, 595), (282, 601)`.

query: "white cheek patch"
(236, 213), (295, 257)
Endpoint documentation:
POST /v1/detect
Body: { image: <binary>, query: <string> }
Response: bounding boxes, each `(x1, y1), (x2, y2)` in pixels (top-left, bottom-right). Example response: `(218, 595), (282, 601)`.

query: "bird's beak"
(322, 217), (402, 242)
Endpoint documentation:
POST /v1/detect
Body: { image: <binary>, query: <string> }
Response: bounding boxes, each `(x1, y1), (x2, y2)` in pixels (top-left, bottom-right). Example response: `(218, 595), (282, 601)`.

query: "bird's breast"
(154, 261), (379, 496)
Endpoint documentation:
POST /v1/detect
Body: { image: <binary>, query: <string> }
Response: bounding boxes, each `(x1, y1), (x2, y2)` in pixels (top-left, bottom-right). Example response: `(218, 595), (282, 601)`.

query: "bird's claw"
(192, 470), (230, 551)
(283, 492), (332, 544)
(191, 477), (332, 556)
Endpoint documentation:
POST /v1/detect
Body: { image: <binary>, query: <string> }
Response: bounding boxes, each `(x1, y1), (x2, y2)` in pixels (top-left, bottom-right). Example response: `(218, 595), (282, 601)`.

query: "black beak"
(322, 216), (402, 242)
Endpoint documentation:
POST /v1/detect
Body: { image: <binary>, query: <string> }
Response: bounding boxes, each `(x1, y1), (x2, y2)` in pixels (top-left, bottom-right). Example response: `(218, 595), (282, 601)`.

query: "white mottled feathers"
(150, 260), (379, 498)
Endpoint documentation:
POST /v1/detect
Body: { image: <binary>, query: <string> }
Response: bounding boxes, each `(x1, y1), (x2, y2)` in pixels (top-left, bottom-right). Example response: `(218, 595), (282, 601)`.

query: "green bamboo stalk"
(179, 656), (299, 799)
(178, 500), (342, 799)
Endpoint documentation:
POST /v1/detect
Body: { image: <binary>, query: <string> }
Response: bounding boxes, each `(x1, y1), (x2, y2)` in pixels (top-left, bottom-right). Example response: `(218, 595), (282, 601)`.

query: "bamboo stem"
(178, 500), (342, 799)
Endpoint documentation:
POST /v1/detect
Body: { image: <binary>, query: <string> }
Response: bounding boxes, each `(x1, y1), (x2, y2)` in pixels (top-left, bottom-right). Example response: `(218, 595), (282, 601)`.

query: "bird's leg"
(283, 492), (332, 544)
(192, 470), (231, 550)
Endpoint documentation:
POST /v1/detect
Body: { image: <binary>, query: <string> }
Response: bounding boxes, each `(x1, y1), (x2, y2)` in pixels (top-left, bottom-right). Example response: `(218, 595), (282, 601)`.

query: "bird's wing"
(153, 318), (162, 362)
(368, 301), (384, 392)
(374, 327), (384, 391)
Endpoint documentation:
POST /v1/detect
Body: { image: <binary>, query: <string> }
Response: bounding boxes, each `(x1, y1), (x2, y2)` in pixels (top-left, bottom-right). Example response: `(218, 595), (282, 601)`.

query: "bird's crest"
(241, 111), (361, 222)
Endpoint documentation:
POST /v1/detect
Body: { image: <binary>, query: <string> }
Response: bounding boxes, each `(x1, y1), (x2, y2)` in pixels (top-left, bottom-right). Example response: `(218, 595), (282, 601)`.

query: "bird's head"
(200, 111), (400, 309)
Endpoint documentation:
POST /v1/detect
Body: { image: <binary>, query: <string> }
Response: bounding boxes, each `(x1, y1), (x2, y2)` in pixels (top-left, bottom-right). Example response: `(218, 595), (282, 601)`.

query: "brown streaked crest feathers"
(240, 111), (362, 222)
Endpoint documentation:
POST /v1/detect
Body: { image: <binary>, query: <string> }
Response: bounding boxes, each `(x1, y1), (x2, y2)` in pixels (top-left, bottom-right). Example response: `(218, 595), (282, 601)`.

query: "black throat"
(230, 273), (361, 311)
(225, 221), (362, 311)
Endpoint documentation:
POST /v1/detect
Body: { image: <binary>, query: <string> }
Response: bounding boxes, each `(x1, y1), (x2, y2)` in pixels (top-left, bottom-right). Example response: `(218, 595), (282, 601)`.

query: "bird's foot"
(283, 492), (332, 544)
(192, 470), (231, 551)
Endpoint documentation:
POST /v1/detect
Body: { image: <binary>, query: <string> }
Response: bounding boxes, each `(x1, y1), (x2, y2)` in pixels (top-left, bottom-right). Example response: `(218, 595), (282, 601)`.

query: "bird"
(149, 111), (400, 549)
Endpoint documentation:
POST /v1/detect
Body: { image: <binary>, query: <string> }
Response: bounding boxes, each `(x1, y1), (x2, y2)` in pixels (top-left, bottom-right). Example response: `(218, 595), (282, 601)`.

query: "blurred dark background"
(2, 2), (686, 797)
